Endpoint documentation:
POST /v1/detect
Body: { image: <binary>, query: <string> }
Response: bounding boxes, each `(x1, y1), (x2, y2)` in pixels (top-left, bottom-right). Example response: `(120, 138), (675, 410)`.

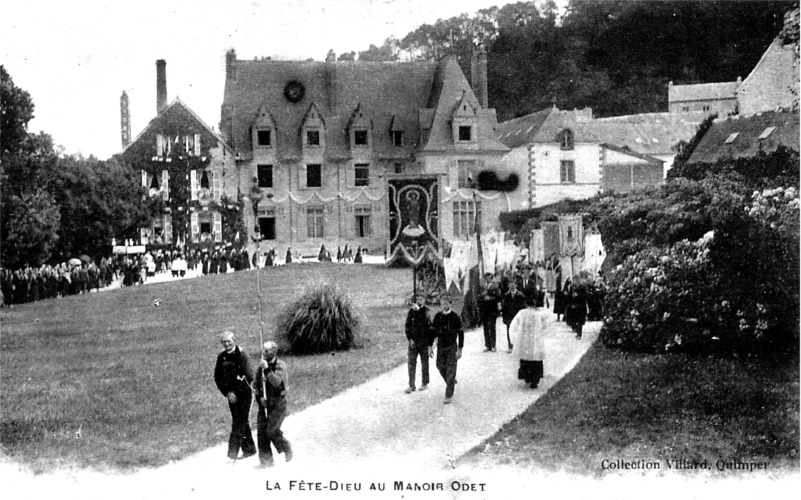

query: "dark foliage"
(275, 282), (361, 354)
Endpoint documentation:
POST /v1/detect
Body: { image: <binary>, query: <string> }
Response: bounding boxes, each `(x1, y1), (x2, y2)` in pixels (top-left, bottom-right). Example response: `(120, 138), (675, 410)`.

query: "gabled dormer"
(452, 91), (478, 145)
(557, 128), (574, 150)
(251, 104), (277, 150)
(300, 102), (326, 151)
(347, 103), (372, 150)
(389, 115), (406, 147)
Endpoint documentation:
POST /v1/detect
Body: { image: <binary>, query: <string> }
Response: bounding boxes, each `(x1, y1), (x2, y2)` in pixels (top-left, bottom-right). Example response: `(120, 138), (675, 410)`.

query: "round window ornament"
(284, 80), (305, 103)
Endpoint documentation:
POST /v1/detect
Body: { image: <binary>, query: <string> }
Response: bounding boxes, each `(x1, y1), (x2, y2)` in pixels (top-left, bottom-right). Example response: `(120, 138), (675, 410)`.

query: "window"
(355, 164), (370, 187)
(394, 162), (404, 174)
(200, 170), (210, 189)
(392, 131), (404, 147)
(354, 130), (368, 146)
(307, 130), (320, 146)
(306, 164), (322, 188)
(682, 106), (690, 112)
(257, 165), (273, 188)
(307, 206), (325, 238)
(256, 130), (271, 147)
(702, 105), (711, 112)
(200, 222), (212, 235)
(355, 205), (372, 237)
(453, 201), (481, 238)
(724, 132), (739, 144)
(559, 129), (574, 150)
(560, 160), (576, 183)
(457, 159), (476, 189)
(758, 127), (776, 140)
(458, 126), (472, 142)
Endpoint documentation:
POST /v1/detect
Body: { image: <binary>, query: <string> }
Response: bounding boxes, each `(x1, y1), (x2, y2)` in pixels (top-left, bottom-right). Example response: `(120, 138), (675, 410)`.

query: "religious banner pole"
(246, 191), (267, 419)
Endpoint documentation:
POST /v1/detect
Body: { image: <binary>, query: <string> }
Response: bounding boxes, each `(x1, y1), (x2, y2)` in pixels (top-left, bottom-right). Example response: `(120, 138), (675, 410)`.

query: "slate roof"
(668, 81), (739, 103)
(220, 56), (507, 161)
(120, 97), (234, 159)
(494, 107), (557, 148)
(687, 110), (800, 164)
(497, 108), (703, 157)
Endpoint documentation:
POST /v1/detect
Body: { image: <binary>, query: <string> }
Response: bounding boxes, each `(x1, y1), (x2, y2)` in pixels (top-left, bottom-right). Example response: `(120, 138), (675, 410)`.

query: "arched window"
(558, 129), (574, 151)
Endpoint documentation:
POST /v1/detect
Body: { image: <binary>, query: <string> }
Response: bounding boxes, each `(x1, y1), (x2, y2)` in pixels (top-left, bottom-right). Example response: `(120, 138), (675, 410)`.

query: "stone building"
(118, 60), (238, 247)
(495, 107), (695, 208)
(219, 48), (513, 258)
(668, 80), (740, 116)
(687, 110), (799, 165)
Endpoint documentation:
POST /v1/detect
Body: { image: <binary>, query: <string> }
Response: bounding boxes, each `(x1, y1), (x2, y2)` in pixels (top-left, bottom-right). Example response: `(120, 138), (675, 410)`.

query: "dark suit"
(214, 346), (257, 460)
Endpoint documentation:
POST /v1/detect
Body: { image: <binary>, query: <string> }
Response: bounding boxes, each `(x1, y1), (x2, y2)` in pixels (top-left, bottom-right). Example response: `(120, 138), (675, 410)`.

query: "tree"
(2, 190), (61, 267)
(0, 65), (34, 157)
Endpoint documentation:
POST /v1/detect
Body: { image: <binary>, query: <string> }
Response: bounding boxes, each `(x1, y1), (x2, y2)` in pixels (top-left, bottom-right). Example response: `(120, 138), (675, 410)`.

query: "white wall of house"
(530, 142), (601, 207)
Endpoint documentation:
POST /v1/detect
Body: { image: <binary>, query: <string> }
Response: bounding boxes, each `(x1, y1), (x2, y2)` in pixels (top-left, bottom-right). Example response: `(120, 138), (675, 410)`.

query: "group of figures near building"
(406, 261), (607, 399)
(0, 259), (117, 306)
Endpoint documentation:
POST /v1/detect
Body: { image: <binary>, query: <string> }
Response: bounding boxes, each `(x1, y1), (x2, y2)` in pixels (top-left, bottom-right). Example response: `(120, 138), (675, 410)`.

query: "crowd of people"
(0, 259), (117, 306)
(403, 261), (608, 401)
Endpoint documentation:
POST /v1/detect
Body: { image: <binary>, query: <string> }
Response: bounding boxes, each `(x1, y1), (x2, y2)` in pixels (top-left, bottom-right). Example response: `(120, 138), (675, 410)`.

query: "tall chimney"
(225, 49), (237, 81)
(477, 44), (488, 109)
(120, 91), (131, 149)
(156, 59), (167, 113)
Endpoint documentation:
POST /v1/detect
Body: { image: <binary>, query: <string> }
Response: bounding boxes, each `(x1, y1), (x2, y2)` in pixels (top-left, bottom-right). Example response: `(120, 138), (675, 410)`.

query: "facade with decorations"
(219, 48), (517, 261)
(118, 60), (243, 250)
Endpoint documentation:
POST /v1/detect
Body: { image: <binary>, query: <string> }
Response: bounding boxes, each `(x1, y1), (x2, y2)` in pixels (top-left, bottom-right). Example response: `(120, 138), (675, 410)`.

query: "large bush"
(600, 235), (715, 352)
(275, 282), (361, 354)
(600, 184), (799, 355)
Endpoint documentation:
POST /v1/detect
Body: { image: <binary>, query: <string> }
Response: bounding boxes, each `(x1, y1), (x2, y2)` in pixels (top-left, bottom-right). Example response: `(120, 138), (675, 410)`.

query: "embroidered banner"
(387, 176), (440, 265)
(542, 221), (559, 259)
(558, 215), (584, 257)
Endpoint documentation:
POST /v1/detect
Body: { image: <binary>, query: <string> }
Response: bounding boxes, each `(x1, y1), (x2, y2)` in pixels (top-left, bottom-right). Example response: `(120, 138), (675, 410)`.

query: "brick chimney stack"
(120, 91), (131, 149)
(225, 49), (237, 81)
(156, 59), (167, 113)
(471, 45), (488, 109)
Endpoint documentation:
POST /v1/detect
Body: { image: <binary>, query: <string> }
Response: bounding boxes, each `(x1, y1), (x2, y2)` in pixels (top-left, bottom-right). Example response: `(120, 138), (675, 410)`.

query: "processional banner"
(558, 215), (584, 257)
(387, 176), (440, 265)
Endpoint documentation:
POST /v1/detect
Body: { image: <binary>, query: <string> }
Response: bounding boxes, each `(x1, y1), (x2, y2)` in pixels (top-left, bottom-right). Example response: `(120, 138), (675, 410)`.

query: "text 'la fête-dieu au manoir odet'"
(265, 480), (487, 492)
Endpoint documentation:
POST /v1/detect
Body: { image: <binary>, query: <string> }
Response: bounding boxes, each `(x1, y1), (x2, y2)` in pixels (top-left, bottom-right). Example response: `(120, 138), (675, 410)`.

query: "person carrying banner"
(214, 331), (257, 463)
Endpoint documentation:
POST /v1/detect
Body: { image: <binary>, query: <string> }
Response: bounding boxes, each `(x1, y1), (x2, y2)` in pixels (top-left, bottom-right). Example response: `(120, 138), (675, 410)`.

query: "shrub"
(275, 282), (361, 354)
(600, 235), (716, 352)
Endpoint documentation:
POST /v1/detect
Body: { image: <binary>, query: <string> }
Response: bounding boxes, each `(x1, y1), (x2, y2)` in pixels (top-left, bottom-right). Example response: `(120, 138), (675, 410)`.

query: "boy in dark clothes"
(431, 296), (464, 404)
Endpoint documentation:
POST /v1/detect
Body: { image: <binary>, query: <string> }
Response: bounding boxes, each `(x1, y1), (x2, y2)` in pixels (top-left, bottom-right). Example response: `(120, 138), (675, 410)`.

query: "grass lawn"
(0, 264), (413, 473)
(459, 342), (800, 477)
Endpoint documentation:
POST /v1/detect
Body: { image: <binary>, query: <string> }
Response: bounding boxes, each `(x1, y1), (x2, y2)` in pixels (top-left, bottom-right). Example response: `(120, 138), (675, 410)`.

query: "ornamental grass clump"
(276, 282), (361, 354)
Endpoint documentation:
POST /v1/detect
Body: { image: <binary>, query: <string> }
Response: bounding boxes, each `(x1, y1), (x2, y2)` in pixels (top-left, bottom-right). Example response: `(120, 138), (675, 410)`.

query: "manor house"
(220, 48), (517, 258)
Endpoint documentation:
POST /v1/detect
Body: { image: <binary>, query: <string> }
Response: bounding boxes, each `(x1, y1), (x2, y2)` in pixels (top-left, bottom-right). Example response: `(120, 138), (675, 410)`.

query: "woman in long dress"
(510, 290), (548, 388)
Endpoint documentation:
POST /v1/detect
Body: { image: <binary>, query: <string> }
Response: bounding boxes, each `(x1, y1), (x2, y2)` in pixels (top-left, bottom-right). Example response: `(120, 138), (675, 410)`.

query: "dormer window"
(458, 126), (473, 142)
(348, 103), (372, 149)
(558, 129), (574, 150)
(393, 131), (404, 147)
(300, 103), (326, 151)
(307, 130), (320, 146)
(256, 130), (272, 147)
(758, 127), (776, 140)
(354, 130), (368, 146)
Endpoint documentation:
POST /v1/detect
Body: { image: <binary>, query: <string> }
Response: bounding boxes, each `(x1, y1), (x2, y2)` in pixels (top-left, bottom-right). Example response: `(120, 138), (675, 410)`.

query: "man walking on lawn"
(405, 294), (433, 394)
(254, 341), (293, 468)
(214, 331), (257, 463)
(431, 295), (464, 404)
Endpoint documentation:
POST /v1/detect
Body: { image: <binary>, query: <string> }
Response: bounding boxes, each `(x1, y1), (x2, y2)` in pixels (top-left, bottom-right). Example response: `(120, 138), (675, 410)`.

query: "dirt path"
(4, 316), (601, 499)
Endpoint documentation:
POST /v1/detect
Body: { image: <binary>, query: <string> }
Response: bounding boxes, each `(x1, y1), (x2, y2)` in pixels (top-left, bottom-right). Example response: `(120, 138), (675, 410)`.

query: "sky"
(1, 0), (567, 160)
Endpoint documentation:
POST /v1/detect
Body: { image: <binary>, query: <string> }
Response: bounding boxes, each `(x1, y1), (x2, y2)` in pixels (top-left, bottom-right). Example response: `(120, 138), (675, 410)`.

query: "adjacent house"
(687, 110), (799, 164)
(668, 80), (740, 116)
(495, 107), (696, 208)
(118, 60), (238, 247)
(219, 48), (514, 258)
